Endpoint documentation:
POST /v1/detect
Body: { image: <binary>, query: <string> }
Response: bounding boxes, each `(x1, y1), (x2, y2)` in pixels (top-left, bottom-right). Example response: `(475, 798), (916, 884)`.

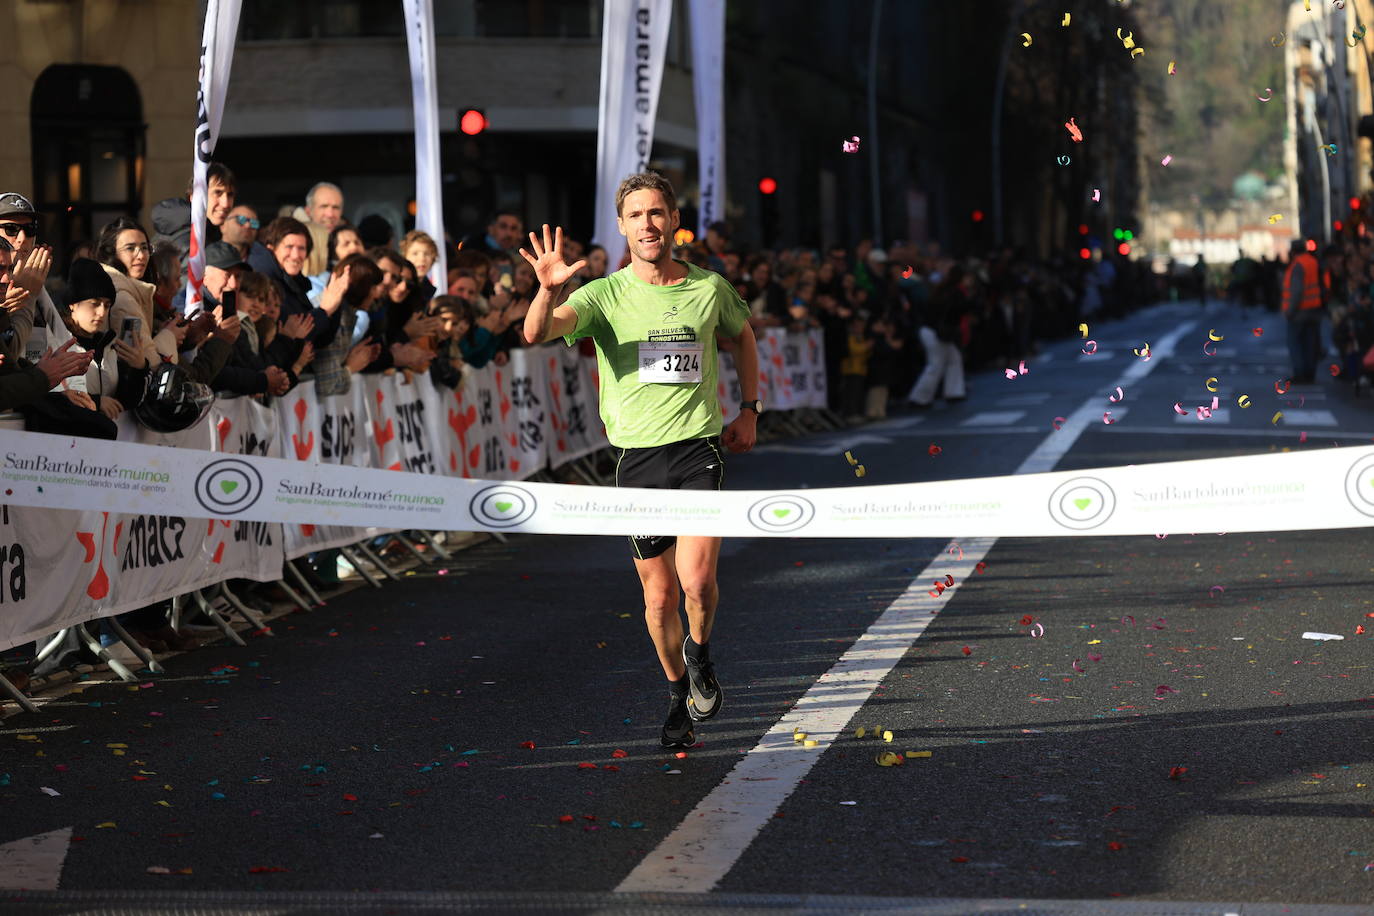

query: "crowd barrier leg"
(191, 589), (247, 647)
(353, 540), (401, 582)
(104, 617), (166, 675)
(283, 563), (326, 607)
(338, 546), (383, 588)
(389, 533), (437, 566)
(75, 623), (141, 682)
(33, 629), (72, 666)
(217, 583), (271, 635)
(416, 530), (452, 561)
(0, 671), (39, 713)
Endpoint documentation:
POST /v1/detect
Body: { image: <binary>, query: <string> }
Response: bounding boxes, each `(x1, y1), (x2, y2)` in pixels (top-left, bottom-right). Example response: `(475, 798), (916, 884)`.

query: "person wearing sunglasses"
(221, 205), (260, 259)
(0, 192), (56, 363)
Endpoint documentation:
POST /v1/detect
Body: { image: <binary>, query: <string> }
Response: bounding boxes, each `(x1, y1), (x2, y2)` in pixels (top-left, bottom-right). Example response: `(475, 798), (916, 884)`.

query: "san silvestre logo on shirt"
(646, 325), (697, 342)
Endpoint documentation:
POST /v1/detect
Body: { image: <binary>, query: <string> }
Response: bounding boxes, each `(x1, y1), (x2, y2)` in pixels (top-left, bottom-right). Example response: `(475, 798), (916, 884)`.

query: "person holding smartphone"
(97, 216), (182, 368)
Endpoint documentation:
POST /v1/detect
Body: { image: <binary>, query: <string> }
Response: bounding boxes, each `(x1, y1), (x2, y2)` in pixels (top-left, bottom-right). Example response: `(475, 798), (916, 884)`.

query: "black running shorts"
(614, 435), (724, 560)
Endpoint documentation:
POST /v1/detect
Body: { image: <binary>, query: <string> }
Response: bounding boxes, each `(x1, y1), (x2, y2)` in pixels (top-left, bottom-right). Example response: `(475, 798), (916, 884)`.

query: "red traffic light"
(1117, 242), (1131, 256)
(1306, 239), (1318, 252)
(971, 209), (985, 223)
(1079, 247), (1092, 260)
(1335, 220), (1344, 232)
(1351, 196), (1362, 211)
(1078, 223), (1090, 235)
(459, 109), (487, 135)
(758, 177), (777, 195)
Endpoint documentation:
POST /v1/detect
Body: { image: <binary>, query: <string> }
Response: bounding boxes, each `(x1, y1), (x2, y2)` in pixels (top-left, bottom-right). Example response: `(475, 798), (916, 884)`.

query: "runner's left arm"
(731, 321), (760, 404)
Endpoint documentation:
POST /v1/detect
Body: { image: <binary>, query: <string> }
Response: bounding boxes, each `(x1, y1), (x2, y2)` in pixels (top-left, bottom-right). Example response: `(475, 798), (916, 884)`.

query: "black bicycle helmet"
(134, 362), (215, 433)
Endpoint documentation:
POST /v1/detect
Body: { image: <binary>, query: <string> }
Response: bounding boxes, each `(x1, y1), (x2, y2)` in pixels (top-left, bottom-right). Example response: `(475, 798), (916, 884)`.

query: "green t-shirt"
(563, 261), (749, 448)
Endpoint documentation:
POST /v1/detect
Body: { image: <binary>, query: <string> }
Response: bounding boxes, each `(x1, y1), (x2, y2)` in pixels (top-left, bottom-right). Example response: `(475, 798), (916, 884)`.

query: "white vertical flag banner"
(187, 0), (242, 315)
(402, 0), (448, 288)
(594, 0), (674, 269)
(689, 0), (726, 237)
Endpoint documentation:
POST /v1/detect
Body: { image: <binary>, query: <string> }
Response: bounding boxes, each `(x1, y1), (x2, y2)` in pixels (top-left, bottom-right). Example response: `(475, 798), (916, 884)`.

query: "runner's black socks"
(684, 635), (709, 662)
(669, 673), (690, 698)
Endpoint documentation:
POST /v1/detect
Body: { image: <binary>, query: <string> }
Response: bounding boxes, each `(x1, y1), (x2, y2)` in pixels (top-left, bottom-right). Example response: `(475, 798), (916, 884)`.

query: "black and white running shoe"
(683, 640), (723, 721)
(661, 693), (695, 748)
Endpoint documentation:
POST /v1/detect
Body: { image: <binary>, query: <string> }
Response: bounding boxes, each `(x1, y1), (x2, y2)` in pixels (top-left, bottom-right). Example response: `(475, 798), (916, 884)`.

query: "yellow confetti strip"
(882, 730), (894, 743)
(96, 822), (117, 829)
(1208, 329), (1225, 342)
(1237, 395), (1251, 408)
(906, 750), (933, 758)
(803, 739), (818, 748)
(1078, 323), (1089, 338)
(1061, 12), (1071, 26)
(1205, 377), (1219, 392)
(875, 751), (904, 767)
(855, 727), (866, 738)
(1021, 32), (1032, 47)
(1272, 411), (1284, 425)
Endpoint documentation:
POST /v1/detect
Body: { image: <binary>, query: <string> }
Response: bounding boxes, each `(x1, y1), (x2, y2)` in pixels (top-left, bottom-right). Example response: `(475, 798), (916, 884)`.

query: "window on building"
(30, 65), (145, 259)
(239, 0), (597, 40)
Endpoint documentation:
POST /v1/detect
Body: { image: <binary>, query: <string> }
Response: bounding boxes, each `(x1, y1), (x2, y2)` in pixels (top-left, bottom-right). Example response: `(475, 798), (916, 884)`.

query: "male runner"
(521, 172), (761, 748)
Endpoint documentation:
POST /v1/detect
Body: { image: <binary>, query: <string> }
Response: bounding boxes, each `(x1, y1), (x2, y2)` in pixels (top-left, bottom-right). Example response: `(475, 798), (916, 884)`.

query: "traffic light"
(758, 177), (779, 246)
(1117, 242), (1131, 256)
(1078, 224), (1090, 236)
(459, 108), (487, 136)
(1079, 247), (1092, 260)
(971, 209), (985, 223)
(1113, 228), (1124, 241)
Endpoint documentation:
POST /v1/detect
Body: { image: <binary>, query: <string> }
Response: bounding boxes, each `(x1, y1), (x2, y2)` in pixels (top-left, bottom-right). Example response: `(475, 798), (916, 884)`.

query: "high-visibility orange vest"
(1282, 253), (1323, 312)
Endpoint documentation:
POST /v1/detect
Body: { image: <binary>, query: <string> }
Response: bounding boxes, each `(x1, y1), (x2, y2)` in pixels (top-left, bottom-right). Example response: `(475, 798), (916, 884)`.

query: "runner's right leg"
(634, 548), (694, 748)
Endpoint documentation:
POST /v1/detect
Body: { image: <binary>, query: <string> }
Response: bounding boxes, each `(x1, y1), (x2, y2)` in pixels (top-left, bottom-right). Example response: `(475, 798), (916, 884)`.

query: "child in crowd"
(839, 311), (872, 423)
(428, 295), (471, 390)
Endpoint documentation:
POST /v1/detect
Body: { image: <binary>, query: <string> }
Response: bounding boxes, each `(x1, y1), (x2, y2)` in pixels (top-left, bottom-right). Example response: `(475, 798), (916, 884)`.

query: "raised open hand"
(518, 224), (586, 290)
(11, 245), (52, 294)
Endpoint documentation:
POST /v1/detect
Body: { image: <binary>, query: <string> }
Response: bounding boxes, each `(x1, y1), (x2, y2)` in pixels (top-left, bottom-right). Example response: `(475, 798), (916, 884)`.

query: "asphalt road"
(3, 299), (1373, 914)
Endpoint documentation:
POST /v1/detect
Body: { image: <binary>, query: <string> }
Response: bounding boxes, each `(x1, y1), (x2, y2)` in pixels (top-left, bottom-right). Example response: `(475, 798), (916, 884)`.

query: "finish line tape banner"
(4, 430), (1373, 539)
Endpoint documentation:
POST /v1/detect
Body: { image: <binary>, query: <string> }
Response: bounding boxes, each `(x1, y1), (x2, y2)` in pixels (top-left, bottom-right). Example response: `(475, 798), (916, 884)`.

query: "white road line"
(1105, 425), (1374, 439)
(1277, 408), (1338, 427)
(960, 410), (1026, 427)
(0, 827), (72, 890)
(615, 320), (1197, 894)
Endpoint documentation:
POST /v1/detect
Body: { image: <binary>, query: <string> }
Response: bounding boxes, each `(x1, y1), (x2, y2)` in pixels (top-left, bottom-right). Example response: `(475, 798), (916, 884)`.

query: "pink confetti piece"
(1208, 585), (1225, 598)
(1018, 360), (1028, 375)
(1072, 659), (1085, 673)
(1108, 386), (1124, 403)
(842, 136), (860, 153)
(1087, 652), (1104, 662)
(1161, 154), (1173, 166)
(1121, 615), (1136, 626)
(1092, 188), (1101, 202)
(1196, 406), (1212, 420)
(1005, 368), (1018, 380)
(1102, 411), (1116, 425)
(1082, 340), (1098, 355)
(1299, 431), (1308, 443)
(1029, 623), (1045, 638)
(1155, 685), (1179, 698)
(1257, 88), (1273, 102)
(948, 544), (963, 560)
(1146, 617), (1168, 630)
(1202, 341), (1217, 357)
(1052, 416), (1067, 430)
(1172, 403), (1188, 415)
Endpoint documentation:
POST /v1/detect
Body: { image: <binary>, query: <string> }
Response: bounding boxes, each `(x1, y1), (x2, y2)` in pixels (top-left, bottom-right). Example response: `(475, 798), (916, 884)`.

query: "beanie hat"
(67, 258), (117, 305)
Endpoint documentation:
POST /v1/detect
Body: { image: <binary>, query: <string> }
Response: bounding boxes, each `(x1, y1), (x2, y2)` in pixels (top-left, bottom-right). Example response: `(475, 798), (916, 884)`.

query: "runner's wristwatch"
(740, 399), (763, 414)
